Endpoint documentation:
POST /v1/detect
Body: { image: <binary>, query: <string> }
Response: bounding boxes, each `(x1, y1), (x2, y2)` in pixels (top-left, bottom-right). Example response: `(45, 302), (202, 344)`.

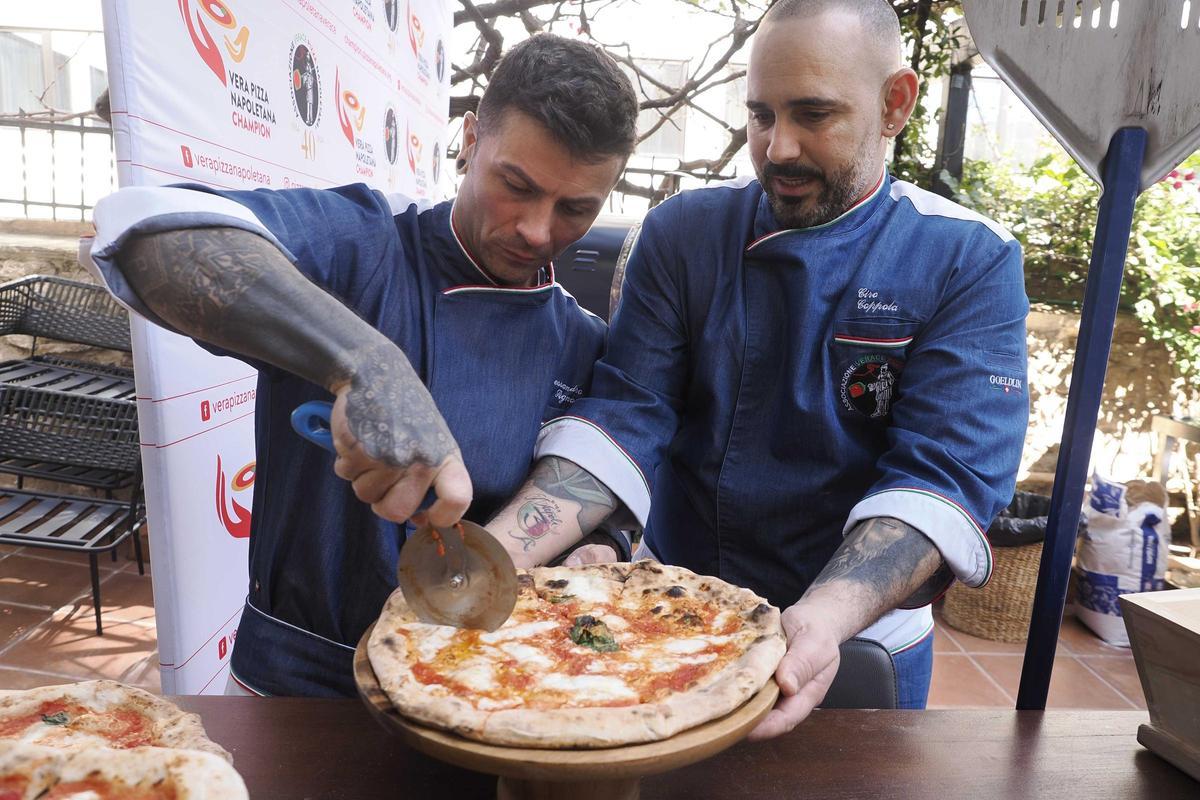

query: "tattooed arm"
(486, 456), (619, 568)
(749, 517), (946, 740)
(117, 227), (472, 525)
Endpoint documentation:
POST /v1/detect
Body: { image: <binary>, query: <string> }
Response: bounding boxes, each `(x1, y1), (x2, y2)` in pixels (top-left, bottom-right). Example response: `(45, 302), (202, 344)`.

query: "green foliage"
(952, 151), (1200, 375)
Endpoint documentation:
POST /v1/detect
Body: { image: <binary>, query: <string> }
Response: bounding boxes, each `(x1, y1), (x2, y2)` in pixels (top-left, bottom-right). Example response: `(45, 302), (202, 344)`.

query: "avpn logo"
(383, 106), (399, 166)
(178, 0), (250, 87)
(435, 38), (445, 84)
(431, 141), (440, 185)
(382, 0), (399, 32)
(289, 36), (321, 128)
(215, 455), (254, 539)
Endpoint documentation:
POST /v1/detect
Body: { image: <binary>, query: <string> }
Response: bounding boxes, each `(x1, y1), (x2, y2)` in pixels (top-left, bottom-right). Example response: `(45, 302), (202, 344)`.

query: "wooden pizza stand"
(354, 623), (779, 800)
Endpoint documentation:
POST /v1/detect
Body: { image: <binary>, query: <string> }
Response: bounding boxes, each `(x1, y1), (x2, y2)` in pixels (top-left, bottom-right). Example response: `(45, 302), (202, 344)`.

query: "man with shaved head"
(493, 0), (1028, 735)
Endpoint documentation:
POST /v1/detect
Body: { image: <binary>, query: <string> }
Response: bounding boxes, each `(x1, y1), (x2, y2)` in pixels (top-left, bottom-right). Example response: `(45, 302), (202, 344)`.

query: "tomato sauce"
(0, 775), (28, 800)
(45, 778), (177, 800)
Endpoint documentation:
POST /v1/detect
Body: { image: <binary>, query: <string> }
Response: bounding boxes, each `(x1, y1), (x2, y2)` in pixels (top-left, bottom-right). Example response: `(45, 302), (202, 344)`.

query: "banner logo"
(289, 37), (321, 128)
(337, 68), (375, 177)
(352, 0), (375, 30)
(406, 122), (422, 174)
(215, 455), (254, 539)
(178, 0), (250, 87)
(432, 141), (440, 184)
(384, 106), (399, 165)
(200, 400), (211, 421)
(181, 145), (194, 168)
(407, 0), (425, 55)
(436, 39), (445, 83)
(407, 0), (431, 83)
(383, 0), (399, 32)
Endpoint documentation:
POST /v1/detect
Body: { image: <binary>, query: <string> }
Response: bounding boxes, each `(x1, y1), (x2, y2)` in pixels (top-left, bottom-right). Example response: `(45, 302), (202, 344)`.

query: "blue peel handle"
(291, 401), (335, 453)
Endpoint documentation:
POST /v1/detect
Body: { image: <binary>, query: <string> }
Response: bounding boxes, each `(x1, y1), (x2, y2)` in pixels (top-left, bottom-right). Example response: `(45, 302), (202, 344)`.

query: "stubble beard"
(759, 136), (880, 229)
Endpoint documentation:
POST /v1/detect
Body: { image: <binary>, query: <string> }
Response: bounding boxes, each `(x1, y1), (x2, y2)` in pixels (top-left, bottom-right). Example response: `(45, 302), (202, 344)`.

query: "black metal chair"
(0, 275), (144, 635)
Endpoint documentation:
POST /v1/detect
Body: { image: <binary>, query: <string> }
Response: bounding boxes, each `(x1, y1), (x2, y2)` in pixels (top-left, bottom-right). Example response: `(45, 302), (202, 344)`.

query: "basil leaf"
(41, 711), (69, 726)
(569, 615), (620, 652)
(549, 594), (576, 604)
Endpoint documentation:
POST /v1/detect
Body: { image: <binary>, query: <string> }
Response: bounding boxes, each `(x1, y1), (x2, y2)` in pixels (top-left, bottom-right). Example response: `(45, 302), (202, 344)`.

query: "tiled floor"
(0, 543), (1147, 710)
(0, 541), (160, 694)
(929, 606), (1146, 709)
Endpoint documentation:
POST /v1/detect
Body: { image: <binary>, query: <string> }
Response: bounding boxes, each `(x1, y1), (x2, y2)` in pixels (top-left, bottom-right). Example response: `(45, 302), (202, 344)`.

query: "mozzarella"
(408, 625), (458, 661)
(451, 660), (499, 692)
(538, 673), (637, 701)
(498, 642), (553, 668)
(663, 638), (709, 654)
(480, 620), (559, 644)
(561, 575), (615, 605)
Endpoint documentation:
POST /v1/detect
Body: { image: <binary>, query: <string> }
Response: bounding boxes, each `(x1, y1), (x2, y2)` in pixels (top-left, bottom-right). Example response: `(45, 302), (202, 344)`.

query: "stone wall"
(1021, 305), (1199, 492)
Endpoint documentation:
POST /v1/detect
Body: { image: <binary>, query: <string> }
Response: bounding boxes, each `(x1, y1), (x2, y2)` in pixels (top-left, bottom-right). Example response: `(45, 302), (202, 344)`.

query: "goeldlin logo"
(215, 455), (254, 539)
(178, 0), (249, 87)
(407, 0), (431, 84)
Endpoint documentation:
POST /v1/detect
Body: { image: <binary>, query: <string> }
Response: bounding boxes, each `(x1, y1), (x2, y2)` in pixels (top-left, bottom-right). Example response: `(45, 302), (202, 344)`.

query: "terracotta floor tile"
(0, 603), (50, 652)
(932, 623), (961, 654)
(1057, 615), (1132, 656)
(937, 621), (1028, 654)
(0, 554), (96, 610)
(927, 654), (1013, 708)
(0, 666), (81, 690)
(973, 654), (1135, 709)
(1080, 656), (1147, 709)
(49, 570), (155, 627)
(0, 613), (158, 682)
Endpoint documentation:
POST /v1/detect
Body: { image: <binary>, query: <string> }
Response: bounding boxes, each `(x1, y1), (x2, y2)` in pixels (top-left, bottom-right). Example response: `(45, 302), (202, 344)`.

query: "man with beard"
(83, 35), (638, 697)
(490, 0), (1029, 736)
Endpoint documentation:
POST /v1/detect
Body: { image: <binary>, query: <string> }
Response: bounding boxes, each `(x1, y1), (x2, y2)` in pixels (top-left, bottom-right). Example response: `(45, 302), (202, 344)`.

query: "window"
(629, 58), (689, 158)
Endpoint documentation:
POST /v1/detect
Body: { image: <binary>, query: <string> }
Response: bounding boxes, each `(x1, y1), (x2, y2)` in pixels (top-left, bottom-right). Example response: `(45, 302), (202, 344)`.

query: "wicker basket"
(942, 542), (1043, 642)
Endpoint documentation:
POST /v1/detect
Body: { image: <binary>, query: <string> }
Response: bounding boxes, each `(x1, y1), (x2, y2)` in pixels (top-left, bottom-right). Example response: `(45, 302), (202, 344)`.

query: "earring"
(886, 123), (896, 130)
(456, 158), (467, 174)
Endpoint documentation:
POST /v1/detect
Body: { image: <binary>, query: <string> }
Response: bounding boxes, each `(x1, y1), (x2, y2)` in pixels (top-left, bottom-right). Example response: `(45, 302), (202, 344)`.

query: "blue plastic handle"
(290, 401), (335, 453)
(289, 400), (438, 512)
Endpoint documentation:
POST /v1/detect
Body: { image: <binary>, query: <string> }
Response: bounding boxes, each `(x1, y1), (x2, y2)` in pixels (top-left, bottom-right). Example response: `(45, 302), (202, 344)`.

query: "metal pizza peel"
(289, 401), (518, 630)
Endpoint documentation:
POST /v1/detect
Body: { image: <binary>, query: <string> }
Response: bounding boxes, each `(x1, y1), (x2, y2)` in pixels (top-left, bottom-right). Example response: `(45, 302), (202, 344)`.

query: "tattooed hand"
(749, 516), (944, 740)
(330, 341), (472, 526)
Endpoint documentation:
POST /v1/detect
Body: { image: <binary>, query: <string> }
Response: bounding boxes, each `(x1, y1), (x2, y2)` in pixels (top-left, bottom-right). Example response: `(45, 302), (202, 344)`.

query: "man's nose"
(766, 121), (803, 165)
(515, 203), (554, 252)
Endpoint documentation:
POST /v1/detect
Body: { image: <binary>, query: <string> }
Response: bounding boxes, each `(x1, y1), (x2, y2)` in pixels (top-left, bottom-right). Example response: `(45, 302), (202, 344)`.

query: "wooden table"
(175, 699), (1196, 799)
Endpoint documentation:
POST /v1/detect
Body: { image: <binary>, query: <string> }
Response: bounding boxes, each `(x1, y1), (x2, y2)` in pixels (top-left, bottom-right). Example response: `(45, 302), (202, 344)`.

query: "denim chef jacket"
(87, 184), (606, 696)
(536, 174), (1029, 653)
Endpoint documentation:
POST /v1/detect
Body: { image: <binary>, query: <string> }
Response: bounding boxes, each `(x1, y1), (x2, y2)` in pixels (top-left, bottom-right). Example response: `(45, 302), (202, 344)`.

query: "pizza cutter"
(290, 400), (518, 630)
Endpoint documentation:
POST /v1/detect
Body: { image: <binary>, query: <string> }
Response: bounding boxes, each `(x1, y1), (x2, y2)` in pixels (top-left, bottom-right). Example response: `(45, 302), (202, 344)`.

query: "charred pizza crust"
(0, 742), (248, 800)
(369, 561), (785, 748)
(0, 681), (229, 762)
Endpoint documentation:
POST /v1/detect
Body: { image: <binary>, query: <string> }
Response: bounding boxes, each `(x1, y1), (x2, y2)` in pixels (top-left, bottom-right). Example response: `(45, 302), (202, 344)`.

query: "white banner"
(100, 0), (451, 694)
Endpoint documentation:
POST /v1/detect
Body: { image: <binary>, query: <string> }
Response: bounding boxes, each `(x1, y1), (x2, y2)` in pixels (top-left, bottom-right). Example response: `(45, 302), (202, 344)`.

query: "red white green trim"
(871, 486), (993, 586)
(746, 170), (887, 251)
(833, 334), (914, 348)
(541, 415), (650, 496)
(887, 618), (935, 655)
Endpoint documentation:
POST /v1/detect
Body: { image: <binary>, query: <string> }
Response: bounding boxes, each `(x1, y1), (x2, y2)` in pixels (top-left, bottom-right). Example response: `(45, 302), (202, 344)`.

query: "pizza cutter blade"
(397, 520), (518, 631)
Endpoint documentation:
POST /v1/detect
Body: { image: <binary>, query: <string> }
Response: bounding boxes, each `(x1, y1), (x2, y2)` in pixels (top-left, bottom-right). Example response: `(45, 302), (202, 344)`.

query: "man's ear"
(881, 68), (919, 138)
(459, 111), (480, 173)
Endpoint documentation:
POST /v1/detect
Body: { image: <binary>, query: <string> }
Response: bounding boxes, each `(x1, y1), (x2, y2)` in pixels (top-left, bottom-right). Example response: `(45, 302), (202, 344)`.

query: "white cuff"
(534, 416), (651, 527)
(844, 487), (994, 588)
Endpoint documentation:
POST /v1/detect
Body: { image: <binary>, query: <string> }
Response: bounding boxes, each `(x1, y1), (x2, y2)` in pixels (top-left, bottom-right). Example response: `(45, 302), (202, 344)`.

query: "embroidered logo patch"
(840, 354), (903, 418)
(988, 374), (1023, 395)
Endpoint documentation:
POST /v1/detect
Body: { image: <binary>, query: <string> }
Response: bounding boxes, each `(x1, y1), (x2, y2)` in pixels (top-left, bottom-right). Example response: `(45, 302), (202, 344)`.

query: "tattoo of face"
(510, 495), (563, 550)
(811, 517), (943, 608)
(343, 340), (457, 469)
